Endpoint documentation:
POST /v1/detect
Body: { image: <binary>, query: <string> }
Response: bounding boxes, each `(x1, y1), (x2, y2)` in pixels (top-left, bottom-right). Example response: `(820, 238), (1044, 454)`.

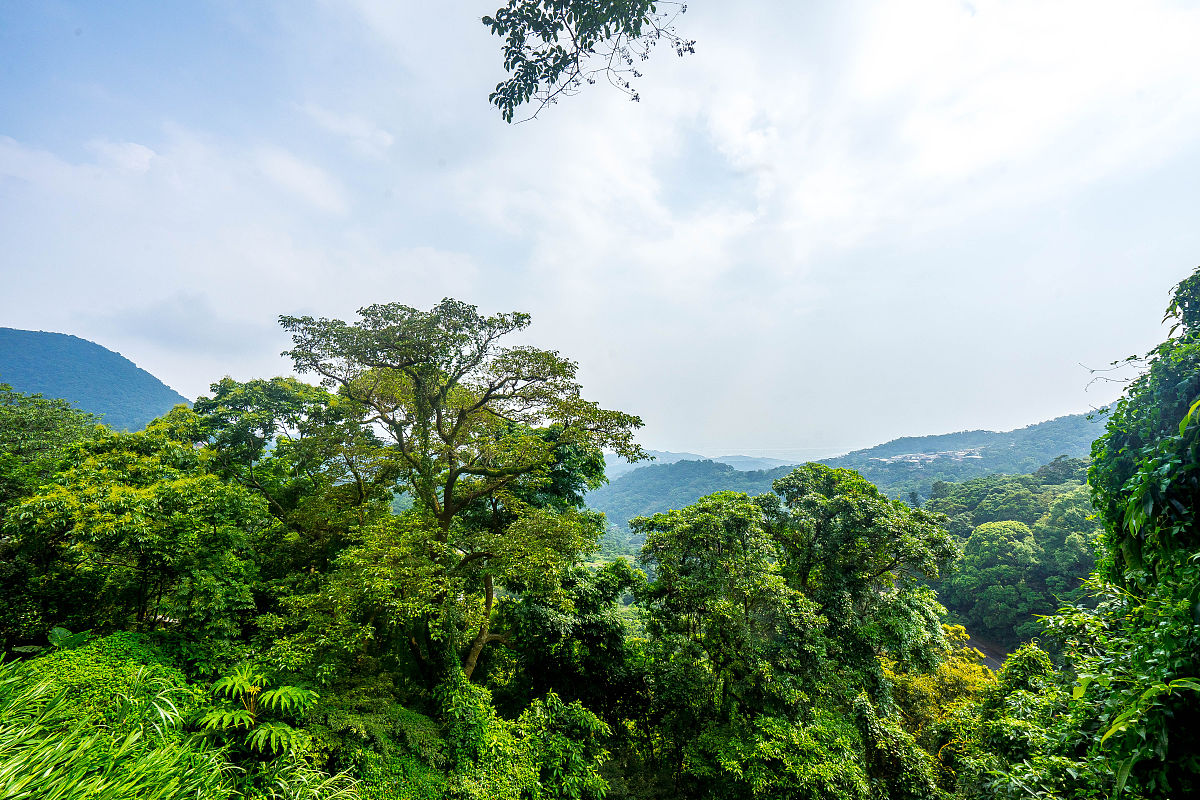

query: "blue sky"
(2, 0), (1199, 455)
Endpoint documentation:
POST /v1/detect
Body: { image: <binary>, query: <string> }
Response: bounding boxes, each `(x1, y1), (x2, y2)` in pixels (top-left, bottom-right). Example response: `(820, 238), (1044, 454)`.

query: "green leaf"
(1101, 708), (1139, 745)
(47, 626), (92, 650)
(1115, 756), (1135, 797)
(1178, 396), (1200, 435)
(260, 685), (318, 715)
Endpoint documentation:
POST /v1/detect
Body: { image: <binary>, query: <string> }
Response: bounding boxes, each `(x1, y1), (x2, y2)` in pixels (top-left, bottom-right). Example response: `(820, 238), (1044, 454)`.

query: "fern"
(247, 721), (303, 754)
(261, 685), (319, 716)
(200, 708), (257, 732)
(199, 665), (318, 756)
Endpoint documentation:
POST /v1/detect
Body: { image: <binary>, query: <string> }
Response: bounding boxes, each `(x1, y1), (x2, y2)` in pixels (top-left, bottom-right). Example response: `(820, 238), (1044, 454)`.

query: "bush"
(17, 631), (196, 729)
(0, 657), (231, 800)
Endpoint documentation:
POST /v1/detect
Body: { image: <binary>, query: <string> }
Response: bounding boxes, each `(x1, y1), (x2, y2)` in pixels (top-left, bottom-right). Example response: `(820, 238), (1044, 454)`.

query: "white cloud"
(86, 140), (157, 173)
(86, 292), (274, 358)
(683, 0), (1200, 257)
(0, 129), (486, 400)
(297, 102), (394, 158)
(255, 147), (349, 214)
(3, 0), (1199, 451)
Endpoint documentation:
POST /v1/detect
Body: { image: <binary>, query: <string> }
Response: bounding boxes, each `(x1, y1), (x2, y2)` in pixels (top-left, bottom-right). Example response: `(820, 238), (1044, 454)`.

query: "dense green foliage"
(0, 383), (99, 509)
(0, 328), (190, 430)
(905, 267), (1200, 800)
(622, 467), (956, 799)
(924, 458), (1101, 646)
(1077, 268), (1200, 794)
(3, 411), (266, 651)
(4, 272), (1200, 799)
(0, 384), (105, 643)
(0, 656), (232, 800)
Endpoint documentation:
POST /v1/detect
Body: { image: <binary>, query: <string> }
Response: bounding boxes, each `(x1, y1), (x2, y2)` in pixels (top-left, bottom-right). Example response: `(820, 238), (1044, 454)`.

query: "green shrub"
(436, 676), (612, 800)
(0, 658), (231, 800)
(681, 711), (871, 800)
(357, 750), (447, 800)
(16, 631), (195, 728)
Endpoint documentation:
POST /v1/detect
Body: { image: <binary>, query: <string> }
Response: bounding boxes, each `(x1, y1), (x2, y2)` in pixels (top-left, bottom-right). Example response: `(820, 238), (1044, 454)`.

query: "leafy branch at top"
(483, 0), (696, 122)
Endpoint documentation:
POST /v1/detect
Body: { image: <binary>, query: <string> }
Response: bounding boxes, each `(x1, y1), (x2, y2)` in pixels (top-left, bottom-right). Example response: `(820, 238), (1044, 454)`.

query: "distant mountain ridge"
(0, 328), (190, 431)
(591, 460), (793, 542)
(588, 410), (1105, 535)
(824, 412), (1104, 488)
(605, 449), (799, 479)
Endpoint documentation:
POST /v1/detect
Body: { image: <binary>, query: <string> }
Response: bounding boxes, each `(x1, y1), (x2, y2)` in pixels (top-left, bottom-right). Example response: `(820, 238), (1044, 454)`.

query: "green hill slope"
(821, 411), (1104, 499)
(588, 411), (1104, 540)
(605, 449), (798, 479)
(592, 459), (793, 533)
(0, 328), (190, 431)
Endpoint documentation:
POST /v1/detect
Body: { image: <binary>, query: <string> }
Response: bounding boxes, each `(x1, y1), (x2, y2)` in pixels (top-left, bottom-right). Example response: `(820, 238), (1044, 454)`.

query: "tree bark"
(462, 573), (503, 680)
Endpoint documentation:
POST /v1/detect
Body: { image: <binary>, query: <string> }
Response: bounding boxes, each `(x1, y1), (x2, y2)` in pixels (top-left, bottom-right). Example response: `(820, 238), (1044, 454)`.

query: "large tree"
(770, 465), (957, 687)
(631, 471), (954, 800)
(192, 376), (395, 577)
(4, 409), (266, 654)
(278, 299), (646, 679)
(0, 383), (99, 511)
(0, 384), (102, 646)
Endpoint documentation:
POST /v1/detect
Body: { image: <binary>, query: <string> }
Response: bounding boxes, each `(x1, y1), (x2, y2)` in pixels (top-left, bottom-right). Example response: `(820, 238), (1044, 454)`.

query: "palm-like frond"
(260, 685), (318, 716)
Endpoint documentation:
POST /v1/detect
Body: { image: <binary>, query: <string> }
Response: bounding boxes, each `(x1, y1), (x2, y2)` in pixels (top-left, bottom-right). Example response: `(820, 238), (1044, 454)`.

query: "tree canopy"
(278, 299), (646, 683)
(7, 270), (1200, 799)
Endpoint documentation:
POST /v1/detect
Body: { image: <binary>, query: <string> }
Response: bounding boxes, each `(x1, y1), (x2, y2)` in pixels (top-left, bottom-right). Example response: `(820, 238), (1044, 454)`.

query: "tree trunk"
(462, 573), (497, 681)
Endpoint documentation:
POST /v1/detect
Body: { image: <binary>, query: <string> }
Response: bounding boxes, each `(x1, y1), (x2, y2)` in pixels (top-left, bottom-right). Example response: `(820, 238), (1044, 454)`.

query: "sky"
(2, 0), (1199, 457)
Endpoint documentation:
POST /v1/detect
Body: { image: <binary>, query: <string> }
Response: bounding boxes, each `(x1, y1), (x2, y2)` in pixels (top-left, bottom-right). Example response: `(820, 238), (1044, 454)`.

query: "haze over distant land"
(604, 449), (818, 479)
(2, 1), (1196, 451)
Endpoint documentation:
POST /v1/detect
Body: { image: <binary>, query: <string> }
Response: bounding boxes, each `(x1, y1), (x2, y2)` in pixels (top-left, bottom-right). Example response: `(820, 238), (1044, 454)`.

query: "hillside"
(593, 459), (793, 538)
(822, 411), (1105, 498)
(605, 449), (798, 479)
(0, 328), (190, 431)
(588, 410), (1104, 537)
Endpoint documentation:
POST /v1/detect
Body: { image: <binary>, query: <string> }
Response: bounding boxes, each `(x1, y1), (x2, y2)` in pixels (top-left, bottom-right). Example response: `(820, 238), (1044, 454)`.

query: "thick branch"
(463, 573), (500, 680)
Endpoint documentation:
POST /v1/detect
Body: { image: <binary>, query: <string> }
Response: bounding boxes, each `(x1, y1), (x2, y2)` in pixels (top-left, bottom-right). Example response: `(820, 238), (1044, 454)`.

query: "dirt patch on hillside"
(964, 636), (1009, 671)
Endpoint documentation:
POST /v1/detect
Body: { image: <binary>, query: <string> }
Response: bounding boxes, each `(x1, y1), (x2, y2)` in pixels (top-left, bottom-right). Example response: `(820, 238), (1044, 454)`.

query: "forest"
(586, 411), (1101, 551)
(1, 269), (1199, 800)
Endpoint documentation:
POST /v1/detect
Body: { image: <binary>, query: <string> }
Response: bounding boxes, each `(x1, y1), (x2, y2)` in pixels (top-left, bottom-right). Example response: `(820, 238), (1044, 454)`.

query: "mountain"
(588, 410), (1105, 536)
(0, 328), (190, 431)
(709, 454), (798, 471)
(592, 459), (793, 537)
(823, 411), (1105, 497)
(605, 449), (799, 479)
(605, 449), (708, 479)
